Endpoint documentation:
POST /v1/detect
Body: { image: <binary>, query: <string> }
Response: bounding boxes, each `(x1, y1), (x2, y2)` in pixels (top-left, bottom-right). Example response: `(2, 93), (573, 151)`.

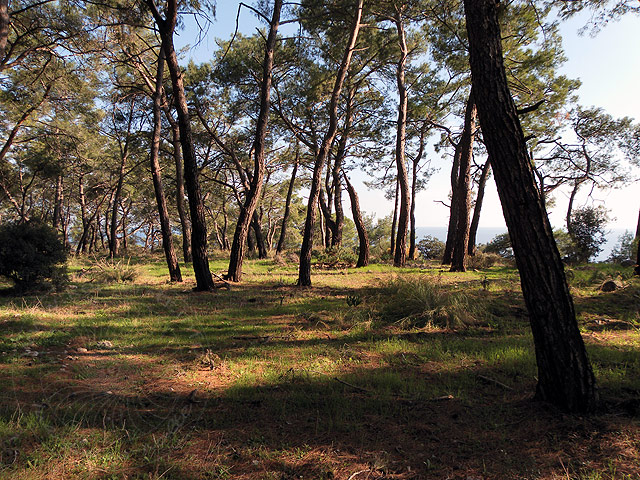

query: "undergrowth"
(379, 275), (489, 328)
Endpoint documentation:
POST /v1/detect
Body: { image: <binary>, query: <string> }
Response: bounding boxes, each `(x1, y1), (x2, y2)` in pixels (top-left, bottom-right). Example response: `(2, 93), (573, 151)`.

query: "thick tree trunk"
(147, 0), (215, 291)
(344, 173), (369, 267)
(464, 0), (597, 413)
(226, 0), (281, 281)
(276, 157), (298, 254)
(150, 46), (182, 282)
(450, 90), (477, 272)
(298, 0), (363, 286)
(468, 159), (491, 255)
(393, 10), (410, 268)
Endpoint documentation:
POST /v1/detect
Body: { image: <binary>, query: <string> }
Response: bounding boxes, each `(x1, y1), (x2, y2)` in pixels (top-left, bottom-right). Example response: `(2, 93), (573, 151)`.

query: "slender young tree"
(298, 0), (363, 286)
(392, 5), (411, 267)
(149, 46), (181, 281)
(463, 0), (597, 412)
(226, 0), (282, 282)
(343, 172), (369, 267)
(468, 159), (491, 255)
(276, 150), (298, 254)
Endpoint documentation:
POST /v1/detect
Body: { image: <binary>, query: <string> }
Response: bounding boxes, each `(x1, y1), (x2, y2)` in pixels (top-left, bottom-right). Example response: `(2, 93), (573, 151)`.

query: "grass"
(0, 255), (639, 479)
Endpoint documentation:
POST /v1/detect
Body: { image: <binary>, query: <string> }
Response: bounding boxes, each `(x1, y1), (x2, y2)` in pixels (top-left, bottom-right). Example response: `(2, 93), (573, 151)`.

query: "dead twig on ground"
(477, 374), (514, 390)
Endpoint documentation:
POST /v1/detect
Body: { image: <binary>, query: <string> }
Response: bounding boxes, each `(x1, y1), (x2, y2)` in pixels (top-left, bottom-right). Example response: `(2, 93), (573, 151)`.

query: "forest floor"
(0, 254), (639, 479)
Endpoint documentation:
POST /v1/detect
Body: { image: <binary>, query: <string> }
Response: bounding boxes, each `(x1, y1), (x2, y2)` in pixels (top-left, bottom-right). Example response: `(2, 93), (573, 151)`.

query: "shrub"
(567, 205), (609, 263)
(90, 257), (138, 283)
(608, 231), (638, 263)
(0, 220), (67, 292)
(416, 235), (445, 260)
(467, 252), (501, 269)
(483, 233), (513, 258)
(312, 247), (357, 267)
(379, 276), (486, 328)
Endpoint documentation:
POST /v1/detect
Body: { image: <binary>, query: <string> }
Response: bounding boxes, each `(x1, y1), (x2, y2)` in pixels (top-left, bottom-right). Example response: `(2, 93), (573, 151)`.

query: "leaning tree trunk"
(146, 0), (214, 290)
(150, 46), (182, 282)
(344, 172), (369, 267)
(393, 9), (411, 268)
(298, 0), (363, 286)
(227, 0), (281, 281)
(450, 89), (477, 272)
(464, 0), (597, 413)
(276, 156), (298, 254)
(468, 159), (491, 255)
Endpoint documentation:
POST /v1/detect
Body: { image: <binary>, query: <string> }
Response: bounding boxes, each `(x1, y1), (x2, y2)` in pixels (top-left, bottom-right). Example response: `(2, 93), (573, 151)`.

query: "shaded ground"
(0, 259), (639, 479)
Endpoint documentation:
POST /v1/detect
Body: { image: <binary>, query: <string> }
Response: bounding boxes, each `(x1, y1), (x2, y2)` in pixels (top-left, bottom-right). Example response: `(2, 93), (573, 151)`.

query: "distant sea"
(415, 226), (631, 262)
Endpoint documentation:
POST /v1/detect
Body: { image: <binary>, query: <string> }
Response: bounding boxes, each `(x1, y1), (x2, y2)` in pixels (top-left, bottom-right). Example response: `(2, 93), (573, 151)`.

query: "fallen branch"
(477, 374), (513, 390)
(347, 469), (370, 480)
(333, 377), (374, 394)
(212, 272), (232, 288)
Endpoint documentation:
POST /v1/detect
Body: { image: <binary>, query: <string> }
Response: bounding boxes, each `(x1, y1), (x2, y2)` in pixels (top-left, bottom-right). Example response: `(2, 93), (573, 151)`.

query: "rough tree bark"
(464, 0), (597, 412)
(468, 159), (491, 255)
(450, 89), (477, 272)
(150, 46), (182, 282)
(298, 0), (363, 286)
(145, 0), (215, 290)
(344, 172), (369, 267)
(226, 0), (281, 281)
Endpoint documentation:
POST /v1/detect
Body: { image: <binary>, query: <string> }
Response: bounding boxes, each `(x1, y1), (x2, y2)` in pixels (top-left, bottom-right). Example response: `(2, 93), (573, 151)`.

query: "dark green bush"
(417, 235), (445, 260)
(0, 220), (67, 292)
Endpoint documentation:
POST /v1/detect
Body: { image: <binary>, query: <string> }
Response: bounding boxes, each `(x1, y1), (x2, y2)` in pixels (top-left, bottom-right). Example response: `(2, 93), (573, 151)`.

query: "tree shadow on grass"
(2, 335), (640, 479)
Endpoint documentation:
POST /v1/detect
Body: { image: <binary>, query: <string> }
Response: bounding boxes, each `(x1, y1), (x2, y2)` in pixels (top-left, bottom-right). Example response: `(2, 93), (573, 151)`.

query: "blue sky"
(175, 4), (640, 231)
